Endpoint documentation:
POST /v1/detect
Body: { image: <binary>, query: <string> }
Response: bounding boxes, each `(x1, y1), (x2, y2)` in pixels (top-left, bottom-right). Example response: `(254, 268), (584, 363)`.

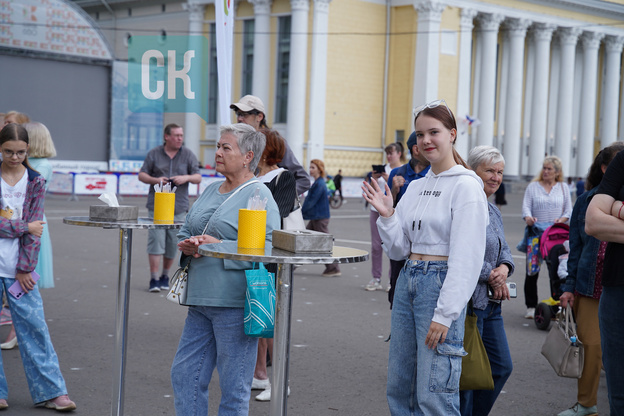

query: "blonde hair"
(533, 156), (564, 182)
(24, 122), (57, 158)
(4, 111), (30, 125)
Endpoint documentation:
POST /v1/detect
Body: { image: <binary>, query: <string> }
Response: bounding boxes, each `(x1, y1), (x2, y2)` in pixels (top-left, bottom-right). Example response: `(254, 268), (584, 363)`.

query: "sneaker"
(322, 270), (341, 277)
(251, 377), (270, 390)
(386, 284), (391, 293)
(44, 394), (76, 412)
(255, 386), (290, 402)
(0, 399), (7, 409)
(365, 279), (383, 291)
(557, 403), (598, 416)
(148, 278), (160, 292)
(159, 275), (170, 290)
(0, 307), (12, 326)
(524, 308), (535, 319)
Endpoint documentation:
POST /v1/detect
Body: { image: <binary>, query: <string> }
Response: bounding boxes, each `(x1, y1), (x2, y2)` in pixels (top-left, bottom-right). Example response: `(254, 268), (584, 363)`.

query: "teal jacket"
(177, 179), (280, 308)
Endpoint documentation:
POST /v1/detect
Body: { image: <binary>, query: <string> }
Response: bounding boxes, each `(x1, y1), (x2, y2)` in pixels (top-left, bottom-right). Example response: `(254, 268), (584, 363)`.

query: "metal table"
(63, 216), (183, 416)
(198, 241), (368, 416)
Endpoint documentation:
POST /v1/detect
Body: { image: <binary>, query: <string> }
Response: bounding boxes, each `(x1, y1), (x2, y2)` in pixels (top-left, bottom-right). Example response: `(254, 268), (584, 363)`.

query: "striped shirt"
(522, 181), (572, 223)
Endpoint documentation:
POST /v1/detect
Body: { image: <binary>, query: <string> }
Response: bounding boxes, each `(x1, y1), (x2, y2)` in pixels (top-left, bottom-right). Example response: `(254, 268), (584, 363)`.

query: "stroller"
(533, 223), (570, 330)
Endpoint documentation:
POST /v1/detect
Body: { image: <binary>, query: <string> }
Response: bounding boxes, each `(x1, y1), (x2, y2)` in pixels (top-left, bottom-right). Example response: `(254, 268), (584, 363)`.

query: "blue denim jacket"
(471, 203), (515, 310)
(302, 177), (330, 220)
(561, 188), (600, 296)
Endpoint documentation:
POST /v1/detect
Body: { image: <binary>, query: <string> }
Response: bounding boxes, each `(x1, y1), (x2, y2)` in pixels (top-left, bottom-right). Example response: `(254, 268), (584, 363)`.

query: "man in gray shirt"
(139, 123), (202, 292)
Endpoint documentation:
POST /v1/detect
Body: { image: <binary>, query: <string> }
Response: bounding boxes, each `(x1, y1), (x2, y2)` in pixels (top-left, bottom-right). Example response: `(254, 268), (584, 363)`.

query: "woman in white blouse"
(521, 156), (572, 319)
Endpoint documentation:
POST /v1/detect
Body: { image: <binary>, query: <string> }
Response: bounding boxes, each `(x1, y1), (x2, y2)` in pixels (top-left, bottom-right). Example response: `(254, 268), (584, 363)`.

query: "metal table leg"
(270, 263), (294, 416)
(112, 228), (132, 416)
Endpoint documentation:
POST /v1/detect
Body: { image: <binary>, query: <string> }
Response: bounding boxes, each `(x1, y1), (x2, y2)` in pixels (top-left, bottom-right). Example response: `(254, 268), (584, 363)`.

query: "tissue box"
(89, 205), (139, 222)
(271, 229), (333, 253)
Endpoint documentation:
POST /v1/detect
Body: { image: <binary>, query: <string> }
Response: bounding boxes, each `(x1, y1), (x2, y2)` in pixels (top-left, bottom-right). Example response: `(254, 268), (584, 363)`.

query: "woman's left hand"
(425, 321), (449, 349)
(361, 180), (394, 217)
(178, 235), (221, 258)
(15, 271), (36, 293)
(488, 265), (508, 288)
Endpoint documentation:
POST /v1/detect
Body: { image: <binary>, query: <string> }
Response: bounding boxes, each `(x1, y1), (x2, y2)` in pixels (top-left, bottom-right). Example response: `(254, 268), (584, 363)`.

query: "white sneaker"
(365, 279), (383, 291)
(251, 377), (270, 390)
(525, 308), (535, 319)
(255, 386), (290, 401)
(386, 284), (391, 293)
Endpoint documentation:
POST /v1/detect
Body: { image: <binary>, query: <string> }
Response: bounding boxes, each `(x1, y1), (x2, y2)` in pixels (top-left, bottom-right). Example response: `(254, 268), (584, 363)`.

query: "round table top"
(198, 241), (369, 264)
(63, 216), (184, 230)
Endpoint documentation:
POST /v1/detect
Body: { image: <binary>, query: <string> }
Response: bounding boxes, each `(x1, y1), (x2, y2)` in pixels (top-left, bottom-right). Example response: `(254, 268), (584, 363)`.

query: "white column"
(577, 31), (604, 175)
(250, 0), (272, 106)
(184, 1), (204, 157)
(412, 0), (446, 109)
(503, 18), (530, 178)
(554, 27), (581, 177)
(602, 35), (624, 147)
(522, 38), (536, 176)
(476, 13), (504, 146)
(286, 0), (310, 163)
(455, 8), (477, 159)
(307, 0), (331, 164)
(529, 23), (556, 175)
(470, 32), (482, 151)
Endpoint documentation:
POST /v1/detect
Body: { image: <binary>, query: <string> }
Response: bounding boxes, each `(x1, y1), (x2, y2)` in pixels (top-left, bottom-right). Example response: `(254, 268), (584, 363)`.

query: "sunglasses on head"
(413, 99), (453, 119)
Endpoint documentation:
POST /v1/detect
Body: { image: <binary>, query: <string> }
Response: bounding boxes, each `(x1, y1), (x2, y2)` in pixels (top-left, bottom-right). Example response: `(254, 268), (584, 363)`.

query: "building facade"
(77, 0), (624, 179)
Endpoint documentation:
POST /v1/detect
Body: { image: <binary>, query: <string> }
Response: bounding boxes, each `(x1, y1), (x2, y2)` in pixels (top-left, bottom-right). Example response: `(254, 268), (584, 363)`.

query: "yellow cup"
(238, 209), (267, 249)
(154, 192), (175, 224)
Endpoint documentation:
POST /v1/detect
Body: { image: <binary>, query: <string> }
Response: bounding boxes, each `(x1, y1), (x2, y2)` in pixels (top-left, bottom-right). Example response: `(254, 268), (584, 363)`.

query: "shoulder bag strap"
(202, 179), (260, 235)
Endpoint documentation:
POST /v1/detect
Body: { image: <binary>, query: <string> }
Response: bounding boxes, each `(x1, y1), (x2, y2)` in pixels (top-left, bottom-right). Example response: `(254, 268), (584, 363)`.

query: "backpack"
(539, 223), (570, 260)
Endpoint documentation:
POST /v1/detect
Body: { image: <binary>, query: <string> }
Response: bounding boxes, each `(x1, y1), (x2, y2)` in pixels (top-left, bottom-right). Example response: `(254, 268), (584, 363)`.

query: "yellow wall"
(385, 6), (417, 147)
(439, 7), (461, 113)
(323, 0), (388, 175)
(325, 0), (387, 149)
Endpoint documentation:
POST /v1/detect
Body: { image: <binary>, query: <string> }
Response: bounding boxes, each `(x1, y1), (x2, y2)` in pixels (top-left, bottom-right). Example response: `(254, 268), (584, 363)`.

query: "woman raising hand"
(363, 100), (488, 415)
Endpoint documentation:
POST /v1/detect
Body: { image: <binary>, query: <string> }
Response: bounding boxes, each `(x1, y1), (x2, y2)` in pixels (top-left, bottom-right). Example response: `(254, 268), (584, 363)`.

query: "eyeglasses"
(413, 99), (453, 119)
(2, 149), (27, 159)
(235, 110), (258, 118)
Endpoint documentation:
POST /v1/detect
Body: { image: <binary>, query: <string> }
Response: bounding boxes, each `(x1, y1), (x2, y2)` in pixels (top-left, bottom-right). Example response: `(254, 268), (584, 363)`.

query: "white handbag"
(283, 202), (305, 230)
(166, 262), (190, 304)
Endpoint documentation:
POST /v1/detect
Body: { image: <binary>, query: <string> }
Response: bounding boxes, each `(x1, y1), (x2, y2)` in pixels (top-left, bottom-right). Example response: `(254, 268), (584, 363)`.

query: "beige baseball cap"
(230, 95), (266, 114)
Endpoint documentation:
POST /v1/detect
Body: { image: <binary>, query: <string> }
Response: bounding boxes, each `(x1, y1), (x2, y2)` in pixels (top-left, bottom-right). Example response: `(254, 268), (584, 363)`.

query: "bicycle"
(328, 190), (343, 209)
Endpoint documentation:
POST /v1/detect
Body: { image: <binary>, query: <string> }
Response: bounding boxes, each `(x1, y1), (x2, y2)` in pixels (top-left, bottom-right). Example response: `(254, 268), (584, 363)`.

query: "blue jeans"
(387, 261), (467, 416)
(459, 302), (513, 416)
(171, 306), (258, 416)
(599, 286), (624, 416)
(0, 277), (67, 403)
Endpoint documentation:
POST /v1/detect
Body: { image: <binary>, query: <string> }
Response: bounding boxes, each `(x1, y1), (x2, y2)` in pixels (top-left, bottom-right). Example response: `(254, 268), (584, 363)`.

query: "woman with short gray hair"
(460, 145), (514, 416)
(171, 123), (280, 415)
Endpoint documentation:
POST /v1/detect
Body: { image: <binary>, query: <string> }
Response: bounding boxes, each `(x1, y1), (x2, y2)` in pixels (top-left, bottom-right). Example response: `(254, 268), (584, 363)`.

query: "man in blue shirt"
(386, 132), (430, 307)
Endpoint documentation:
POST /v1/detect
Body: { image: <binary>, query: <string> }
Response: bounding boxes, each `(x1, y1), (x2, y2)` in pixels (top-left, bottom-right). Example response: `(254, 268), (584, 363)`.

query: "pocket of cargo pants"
(429, 342), (466, 393)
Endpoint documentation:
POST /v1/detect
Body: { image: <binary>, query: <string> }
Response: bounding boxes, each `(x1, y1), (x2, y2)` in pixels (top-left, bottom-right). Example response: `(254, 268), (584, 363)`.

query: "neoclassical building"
(77, 0), (624, 179)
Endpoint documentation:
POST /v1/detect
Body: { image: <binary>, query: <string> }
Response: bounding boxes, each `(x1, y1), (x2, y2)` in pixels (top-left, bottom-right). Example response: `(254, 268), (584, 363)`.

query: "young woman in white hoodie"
(362, 101), (489, 415)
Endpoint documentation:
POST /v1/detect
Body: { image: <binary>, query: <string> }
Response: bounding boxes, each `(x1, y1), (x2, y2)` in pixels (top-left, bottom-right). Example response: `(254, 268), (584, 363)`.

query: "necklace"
(1, 164), (26, 187)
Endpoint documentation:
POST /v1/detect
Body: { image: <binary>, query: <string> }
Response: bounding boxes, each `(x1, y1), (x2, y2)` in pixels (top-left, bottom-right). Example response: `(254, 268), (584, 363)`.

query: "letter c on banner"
(141, 50), (165, 100)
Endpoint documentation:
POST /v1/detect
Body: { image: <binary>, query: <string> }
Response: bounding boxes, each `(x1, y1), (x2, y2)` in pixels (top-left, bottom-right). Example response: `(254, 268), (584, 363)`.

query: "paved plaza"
(0, 183), (609, 415)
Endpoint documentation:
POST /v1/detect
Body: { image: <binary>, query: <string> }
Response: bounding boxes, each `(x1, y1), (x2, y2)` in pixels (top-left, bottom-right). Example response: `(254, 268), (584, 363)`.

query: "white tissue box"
(89, 205), (139, 221)
(271, 229), (333, 253)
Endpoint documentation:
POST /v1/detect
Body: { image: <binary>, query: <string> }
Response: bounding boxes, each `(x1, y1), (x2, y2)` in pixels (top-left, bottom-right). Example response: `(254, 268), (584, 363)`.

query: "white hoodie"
(377, 164), (489, 327)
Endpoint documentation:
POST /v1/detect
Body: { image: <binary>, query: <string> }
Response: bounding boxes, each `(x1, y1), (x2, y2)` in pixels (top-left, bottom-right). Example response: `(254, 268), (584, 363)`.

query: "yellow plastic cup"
(238, 209), (267, 249)
(154, 192), (175, 224)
